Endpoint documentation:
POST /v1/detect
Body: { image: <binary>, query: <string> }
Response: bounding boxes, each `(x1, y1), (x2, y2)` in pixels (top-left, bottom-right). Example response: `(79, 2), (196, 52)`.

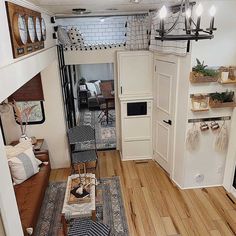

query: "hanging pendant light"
(155, 0), (217, 41)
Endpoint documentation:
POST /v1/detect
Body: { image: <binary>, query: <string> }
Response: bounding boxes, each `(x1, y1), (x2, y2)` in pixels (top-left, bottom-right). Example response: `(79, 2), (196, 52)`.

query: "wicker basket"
(191, 94), (209, 112)
(209, 99), (236, 108)
(189, 72), (219, 83)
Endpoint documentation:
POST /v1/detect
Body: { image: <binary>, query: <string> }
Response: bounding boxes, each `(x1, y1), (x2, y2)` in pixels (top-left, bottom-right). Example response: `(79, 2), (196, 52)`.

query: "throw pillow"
(5, 140), (34, 159)
(8, 147), (41, 184)
(68, 27), (85, 46)
(86, 82), (97, 96)
(94, 80), (101, 95)
(57, 26), (71, 45)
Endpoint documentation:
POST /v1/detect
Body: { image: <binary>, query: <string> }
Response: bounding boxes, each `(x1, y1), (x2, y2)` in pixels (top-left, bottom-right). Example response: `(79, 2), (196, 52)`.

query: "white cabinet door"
(117, 51), (153, 98)
(153, 59), (178, 174)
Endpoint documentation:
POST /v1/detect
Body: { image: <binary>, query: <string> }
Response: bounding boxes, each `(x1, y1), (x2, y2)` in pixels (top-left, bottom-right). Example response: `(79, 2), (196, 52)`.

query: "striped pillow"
(8, 148), (41, 185)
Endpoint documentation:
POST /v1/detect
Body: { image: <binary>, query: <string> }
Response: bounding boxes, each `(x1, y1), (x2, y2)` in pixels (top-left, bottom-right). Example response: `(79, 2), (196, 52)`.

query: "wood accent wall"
(8, 73), (44, 101)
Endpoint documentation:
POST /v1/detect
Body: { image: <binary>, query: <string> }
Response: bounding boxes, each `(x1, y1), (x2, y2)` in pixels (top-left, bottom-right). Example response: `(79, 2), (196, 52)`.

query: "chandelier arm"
(165, 0), (184, 35)
(201, 30), (211, 34)
(190, 18), (197, 27)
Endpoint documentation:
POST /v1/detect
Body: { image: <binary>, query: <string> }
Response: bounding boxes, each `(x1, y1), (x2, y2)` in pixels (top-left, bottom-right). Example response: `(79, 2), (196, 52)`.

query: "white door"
(153, 58), (178, 174)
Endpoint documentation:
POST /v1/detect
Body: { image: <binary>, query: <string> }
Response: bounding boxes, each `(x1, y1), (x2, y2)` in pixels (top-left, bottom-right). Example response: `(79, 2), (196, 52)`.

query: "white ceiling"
(30, 0), (180, 15)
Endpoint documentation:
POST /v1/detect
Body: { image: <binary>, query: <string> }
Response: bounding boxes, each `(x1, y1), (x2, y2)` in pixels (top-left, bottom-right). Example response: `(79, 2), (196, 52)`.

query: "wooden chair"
(95, 93), (114, 124)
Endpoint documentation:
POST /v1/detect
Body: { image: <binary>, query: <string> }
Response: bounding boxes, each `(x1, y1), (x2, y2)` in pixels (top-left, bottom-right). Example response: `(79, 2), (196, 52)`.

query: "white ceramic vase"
(19, 134), (30, 143)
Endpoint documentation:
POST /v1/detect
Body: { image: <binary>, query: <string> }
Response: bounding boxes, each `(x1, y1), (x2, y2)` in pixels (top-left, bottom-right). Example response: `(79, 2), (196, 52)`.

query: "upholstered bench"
(14, 151), (51, 235)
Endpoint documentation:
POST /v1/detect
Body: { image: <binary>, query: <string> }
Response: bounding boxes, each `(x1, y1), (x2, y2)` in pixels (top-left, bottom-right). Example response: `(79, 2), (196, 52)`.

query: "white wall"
(0, 1), (58, 235)
(181, 0), (236, 188)
(2, 58), (70, 169)
(172, 54), (192, 187)
(191, 0), (236, 67)
(0, 131), (23, 236)
(78, 63), (114, 82)
(0, 0), (55, 70)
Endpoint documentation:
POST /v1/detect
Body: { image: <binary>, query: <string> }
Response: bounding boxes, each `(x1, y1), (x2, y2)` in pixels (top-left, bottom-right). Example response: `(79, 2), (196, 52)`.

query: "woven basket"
(189, 72), (219, 83)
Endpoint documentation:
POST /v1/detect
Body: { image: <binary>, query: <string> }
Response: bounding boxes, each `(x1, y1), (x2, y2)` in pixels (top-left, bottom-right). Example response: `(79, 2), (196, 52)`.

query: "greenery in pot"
(210, 90), (234, 103)
(192, 59), (219, 77)
(79, 77), (86, 85)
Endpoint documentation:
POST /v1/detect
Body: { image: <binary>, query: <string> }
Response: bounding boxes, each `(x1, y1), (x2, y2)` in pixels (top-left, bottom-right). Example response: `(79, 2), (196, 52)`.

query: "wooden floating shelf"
(219, 79), (236, 84)
(191, 108), (209, 112)
(209, 102), (236, 108)
(189, 72), (219, 83)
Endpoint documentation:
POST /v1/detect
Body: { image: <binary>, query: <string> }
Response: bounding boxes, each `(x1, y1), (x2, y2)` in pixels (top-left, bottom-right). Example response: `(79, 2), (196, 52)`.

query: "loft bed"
(63, 45), (125, 65)
(56, 25), (126, 64)
(63, 43), (125, 52)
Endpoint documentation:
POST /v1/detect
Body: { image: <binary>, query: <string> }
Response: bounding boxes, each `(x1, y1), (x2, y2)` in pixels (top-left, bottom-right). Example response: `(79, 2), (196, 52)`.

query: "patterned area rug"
(35, 177), (129, 236)
(79, 109), (116, 150)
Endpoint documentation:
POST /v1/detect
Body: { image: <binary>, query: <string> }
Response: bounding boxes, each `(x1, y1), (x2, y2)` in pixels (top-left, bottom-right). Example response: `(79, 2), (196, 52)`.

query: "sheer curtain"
(125, 15), (150, 50)
(149, 12), (188, 56)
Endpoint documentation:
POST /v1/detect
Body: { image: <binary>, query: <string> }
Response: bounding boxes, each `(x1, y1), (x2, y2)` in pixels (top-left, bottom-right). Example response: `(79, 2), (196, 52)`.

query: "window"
(14, 101), (45, 125)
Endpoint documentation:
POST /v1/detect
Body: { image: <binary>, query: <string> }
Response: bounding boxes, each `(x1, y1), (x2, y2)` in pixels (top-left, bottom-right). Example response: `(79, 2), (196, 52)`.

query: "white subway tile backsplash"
(57, 16), (127, 44)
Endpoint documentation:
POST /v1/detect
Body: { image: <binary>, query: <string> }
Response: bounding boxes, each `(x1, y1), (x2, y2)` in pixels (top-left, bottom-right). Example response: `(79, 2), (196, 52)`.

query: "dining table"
(102, 92), (115, 124)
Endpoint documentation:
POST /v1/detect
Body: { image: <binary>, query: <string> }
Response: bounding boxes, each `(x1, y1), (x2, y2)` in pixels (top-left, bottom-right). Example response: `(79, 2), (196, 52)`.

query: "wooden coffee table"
(61, 173), (96, 235)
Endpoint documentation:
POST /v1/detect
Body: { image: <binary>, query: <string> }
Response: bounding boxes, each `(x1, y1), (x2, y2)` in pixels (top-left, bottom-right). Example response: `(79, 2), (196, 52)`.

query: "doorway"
(76, 63), (116, 150)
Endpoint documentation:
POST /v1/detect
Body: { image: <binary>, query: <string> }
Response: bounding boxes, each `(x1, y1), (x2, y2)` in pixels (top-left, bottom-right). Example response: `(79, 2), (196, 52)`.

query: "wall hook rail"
(188, 116), (231, 123)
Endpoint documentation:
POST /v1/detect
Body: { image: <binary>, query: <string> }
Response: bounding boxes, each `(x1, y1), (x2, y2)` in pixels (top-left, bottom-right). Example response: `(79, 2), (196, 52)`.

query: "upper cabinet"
(117, 51), (153, 99)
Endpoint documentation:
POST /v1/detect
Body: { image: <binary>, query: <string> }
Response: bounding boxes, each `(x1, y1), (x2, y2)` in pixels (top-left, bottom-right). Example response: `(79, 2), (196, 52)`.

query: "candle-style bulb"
(209, 5), (216, 17)
(196, 3), (203, 17)
(159, 6), (167, 19)
(186, 8), (191, 18)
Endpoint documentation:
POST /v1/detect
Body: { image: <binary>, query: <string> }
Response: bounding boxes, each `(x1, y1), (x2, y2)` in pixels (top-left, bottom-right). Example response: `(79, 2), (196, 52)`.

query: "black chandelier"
(155, 0), (217, 41)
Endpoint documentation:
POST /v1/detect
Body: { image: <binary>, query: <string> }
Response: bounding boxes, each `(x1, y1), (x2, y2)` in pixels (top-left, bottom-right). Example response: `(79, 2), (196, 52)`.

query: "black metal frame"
(57, 45), (77, 129)
(0, 116), (6, 145)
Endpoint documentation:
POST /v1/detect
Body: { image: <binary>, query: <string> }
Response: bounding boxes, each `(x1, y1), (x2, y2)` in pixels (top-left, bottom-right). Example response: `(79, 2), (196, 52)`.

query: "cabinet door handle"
(163, 119), (172, 126)
(120, 86), (123, 94)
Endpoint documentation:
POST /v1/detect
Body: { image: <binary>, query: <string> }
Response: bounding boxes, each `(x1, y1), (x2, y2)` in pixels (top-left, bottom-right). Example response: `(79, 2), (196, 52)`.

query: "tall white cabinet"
(117, 51), (153, 161)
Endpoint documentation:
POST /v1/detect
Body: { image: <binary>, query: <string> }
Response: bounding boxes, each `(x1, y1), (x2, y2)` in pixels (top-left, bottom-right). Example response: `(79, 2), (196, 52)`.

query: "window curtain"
(149, 12), (188, 56)
(125, 15), (150, 50)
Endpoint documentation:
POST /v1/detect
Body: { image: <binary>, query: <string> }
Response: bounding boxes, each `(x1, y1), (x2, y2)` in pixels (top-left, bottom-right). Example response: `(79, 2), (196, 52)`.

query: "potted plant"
(209, 90), (236, 108)
(79, 77), (86, 85)
(190, 59), (219, 83)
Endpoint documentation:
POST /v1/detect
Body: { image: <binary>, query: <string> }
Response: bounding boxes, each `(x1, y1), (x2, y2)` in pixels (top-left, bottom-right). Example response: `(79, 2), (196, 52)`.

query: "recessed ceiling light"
(130, 0), (142, 3)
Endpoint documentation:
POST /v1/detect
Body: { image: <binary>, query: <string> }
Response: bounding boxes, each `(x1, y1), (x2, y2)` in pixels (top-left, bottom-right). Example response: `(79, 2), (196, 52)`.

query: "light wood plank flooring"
(50, 150), (236, 236)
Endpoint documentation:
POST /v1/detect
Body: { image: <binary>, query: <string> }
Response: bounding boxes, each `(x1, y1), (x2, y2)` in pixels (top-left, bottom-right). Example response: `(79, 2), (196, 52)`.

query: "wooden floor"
(50, 150), (236, 236)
